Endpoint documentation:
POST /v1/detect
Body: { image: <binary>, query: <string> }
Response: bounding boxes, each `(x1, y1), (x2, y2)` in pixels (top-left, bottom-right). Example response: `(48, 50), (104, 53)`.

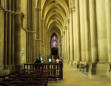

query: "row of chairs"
(0, 70), (48, 86)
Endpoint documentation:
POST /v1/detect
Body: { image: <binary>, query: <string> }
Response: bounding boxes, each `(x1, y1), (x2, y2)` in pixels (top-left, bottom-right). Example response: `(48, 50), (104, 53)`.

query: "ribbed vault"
(41, 0), (69, 32)
(39, 0), (69, 57)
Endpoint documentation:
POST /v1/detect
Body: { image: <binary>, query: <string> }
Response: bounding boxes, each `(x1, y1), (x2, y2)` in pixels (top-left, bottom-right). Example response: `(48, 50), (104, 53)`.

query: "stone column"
(62, 35), (64, 59)
(71, 7), (75, 64)
(36, 7), (40, 58)
(8, 0), (12, 68)
(105, 0), (111, 81)
(90, 0), (109, 79)
(84, 0), (90, 62)
(4, 11), (8, 68)
(64, 27), (67, 62)
(96, 0), (107, 62)
(38, 0), (42, 57)
(0, 9), (4, 70)
(89, 0), (98, 63)
(14, 13), (22, 68)
(69, 10), (73, 65)
(79, 0), (86, 62)
(12, 0), (15, 68)
(36, 0), (42, 58)
(88, 0), (98, 76)
(105, 0), (111, 63)
(62, 32), (65, 60)
(42, 18), (45, 58)
(66, 26), (69, 63)
(34, 8), (37, 59)
(14, 0), (21, 69)
(75, 0), (81, 67)
(32, 0), (36, 63)
(67, 25), (70, 64)
(40, 18), (44, 57)
(43, 25), (47, 59)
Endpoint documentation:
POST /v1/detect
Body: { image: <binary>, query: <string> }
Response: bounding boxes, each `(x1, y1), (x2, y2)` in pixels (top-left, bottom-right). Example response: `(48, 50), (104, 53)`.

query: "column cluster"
(63, 0), (111, 79)
(1, 0), (23, 70)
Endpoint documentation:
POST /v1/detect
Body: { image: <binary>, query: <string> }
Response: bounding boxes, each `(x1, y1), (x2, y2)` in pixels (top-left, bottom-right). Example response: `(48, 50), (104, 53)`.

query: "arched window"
(51, 35), (58, 48)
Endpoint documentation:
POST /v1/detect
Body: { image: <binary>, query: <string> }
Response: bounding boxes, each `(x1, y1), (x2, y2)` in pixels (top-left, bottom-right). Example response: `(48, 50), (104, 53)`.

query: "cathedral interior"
(0, 0), (111, 86)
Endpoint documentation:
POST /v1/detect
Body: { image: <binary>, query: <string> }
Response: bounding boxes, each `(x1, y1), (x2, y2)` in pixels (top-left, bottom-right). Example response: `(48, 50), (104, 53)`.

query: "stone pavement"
(48, 64), (111, 86)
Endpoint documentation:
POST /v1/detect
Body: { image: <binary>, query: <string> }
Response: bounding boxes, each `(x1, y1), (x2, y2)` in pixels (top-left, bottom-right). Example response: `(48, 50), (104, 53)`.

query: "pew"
(0, 62), (63, 86)
(0, 70), (48, 86)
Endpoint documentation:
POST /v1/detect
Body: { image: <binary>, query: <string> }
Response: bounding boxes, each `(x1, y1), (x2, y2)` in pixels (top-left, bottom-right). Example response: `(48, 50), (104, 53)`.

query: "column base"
(78, 61), (88, 72)
(73, 61), (79, 70)
(0, 64), (24, 76)
(69, 60), (73, 66)
(4, 64), (23, 71)
(0, 65), (11, 75)
(88, 62), (111, 81)
(109, 71), (111, 81)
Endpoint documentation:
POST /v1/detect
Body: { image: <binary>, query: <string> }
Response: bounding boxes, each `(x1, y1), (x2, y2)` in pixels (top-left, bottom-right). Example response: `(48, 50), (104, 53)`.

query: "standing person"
(35, 57), (41, 70)
(56, 58), (60, 63)
(35, 57), (41, 64)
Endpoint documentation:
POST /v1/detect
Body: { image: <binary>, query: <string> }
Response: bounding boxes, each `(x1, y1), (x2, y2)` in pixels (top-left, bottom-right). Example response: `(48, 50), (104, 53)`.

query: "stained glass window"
(51, 35), (58, 48)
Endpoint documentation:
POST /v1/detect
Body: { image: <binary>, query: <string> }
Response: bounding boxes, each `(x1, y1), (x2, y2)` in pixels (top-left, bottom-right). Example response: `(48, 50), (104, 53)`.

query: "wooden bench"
(0, 70), (48, 86)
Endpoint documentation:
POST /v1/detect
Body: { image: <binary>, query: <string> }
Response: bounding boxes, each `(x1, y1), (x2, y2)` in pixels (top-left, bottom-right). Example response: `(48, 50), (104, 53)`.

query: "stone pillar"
(67, 21), (70, 64)
(62, 34), (64, 59)
(84, 0), (90, 62)
(12, 0), (15, 68)
(79, 0), (86, 62)
(71, 8), (75, 65)
(105, 0), (111, 81)
(36, 7), (40, 58)
(69, 10), (73, 65)
(8, 0), (12, 68)
(4, 11), (8, 68)
(42, 19), (45, 58)
(66, 26), (68, 63)
(35, 8), (37, 59)
(96, 0), (107, 62)
(32, 0), (36, 63)
(38, 0), (42, 57)
(14, 14), (22, 69)
(88, 0), (98, 76)
(62, 32), (65, 60)
(89, 0), (98, 63)
(36, 0), (42, 58)
(43, 26), (47, 59)
(40, 18), (44, 57)
(0, 9), (4, 70)
(14, 0), (21, 69)
(64, 28), (67, 63)
(106, 0), (111, 63)
(91, 0), (109, 80)
(75, 0), (81, 63)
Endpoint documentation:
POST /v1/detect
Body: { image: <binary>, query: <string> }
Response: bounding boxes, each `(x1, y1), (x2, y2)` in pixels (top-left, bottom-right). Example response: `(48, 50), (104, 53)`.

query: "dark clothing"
(35, 59), (41, 70)
(35, 59), (41, 64)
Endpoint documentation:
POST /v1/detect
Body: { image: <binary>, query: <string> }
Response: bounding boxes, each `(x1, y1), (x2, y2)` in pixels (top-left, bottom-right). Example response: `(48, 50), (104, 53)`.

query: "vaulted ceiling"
(41, 0), (69, 33)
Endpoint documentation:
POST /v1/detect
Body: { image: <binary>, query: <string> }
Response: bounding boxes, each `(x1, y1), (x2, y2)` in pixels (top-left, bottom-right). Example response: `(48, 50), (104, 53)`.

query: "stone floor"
(48, 64), (111, 86)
